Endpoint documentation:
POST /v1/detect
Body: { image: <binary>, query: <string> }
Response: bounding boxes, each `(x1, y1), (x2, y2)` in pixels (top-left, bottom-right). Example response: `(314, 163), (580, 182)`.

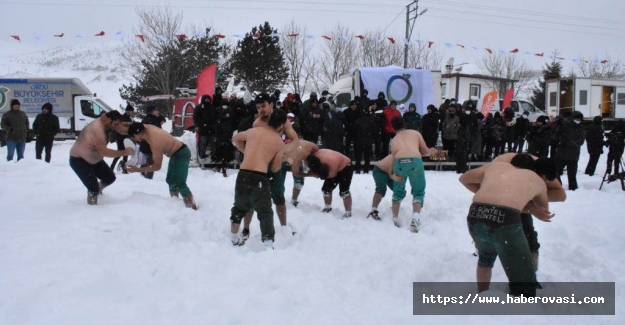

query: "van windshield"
(95, 98), (113, 112)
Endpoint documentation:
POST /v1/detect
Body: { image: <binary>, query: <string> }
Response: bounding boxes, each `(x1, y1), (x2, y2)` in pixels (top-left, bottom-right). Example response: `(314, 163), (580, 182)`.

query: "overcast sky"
(2, 0), (624, 72)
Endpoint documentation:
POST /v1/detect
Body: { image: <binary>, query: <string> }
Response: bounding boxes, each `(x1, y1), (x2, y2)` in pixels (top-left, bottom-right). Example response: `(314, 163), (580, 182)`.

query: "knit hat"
(125, 104), (135, 112)
(10, 99), (20, 107)
(42, 102), (53, 111)
(255, 93), (271, 105)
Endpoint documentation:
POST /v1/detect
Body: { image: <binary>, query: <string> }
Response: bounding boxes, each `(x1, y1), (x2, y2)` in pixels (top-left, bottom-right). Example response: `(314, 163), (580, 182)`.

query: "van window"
(521, 101), (536, 113)
(80, 100), (104, 118)
(510, 101), (519, 112)
(335, 93), (352, 109)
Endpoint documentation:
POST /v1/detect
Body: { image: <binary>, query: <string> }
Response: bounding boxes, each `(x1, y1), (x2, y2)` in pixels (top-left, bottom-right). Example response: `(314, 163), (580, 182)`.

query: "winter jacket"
(343, 107), (363, 136)
(585, 123), (604, 155)
(526, 125), (551, 157)
(375, 93), (388, 114)
(556, 120), (585, 160)
(1, 109), (29, 142)
(33, 112), (60, 139)
(142, 114), (161, 128)
(403, 111), (422, 132)
(322, 112), (345, 152)
(354, 113), (376, 143)
(442, 114), (460, 140)
(193, 96), (218, 135)
(382, 107), (401, 133)
(422, 112), (439, 146)
(606, 129), (624, 156)
(514, 116), (531, 139)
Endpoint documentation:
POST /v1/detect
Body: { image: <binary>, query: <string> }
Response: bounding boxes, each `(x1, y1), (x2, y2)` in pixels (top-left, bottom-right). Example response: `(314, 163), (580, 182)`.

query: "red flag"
(502, 88), (514, 111)
(481, 91), (499, 115)
(457, 44), (465, 49)
(136, 34), (145, 42)
(534, 52), (544, 57)
(485, 48), (493, 54)
(557, 57), (565, 61)
(252, 33), (261, 39)
(322, 35), (332, 41)
(427, 41), (434, 48)
(601, 59), (609, 64)
(510, 48), (519, 53)
(387, 37), (396, 44)
(176, 34), (187, 40)
(10, 35), (20, 42)
(356, 35), (365, 40)
(54, 33), (64, 38)
(95, 31), (105, 36)
(287, 33), (299, 37)
(215, 34), (226, 39)
(196, 63), (217, 104)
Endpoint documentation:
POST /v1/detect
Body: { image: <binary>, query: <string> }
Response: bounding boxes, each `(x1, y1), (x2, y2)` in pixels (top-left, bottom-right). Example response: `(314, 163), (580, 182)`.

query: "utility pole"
(404, 0), (427, 68)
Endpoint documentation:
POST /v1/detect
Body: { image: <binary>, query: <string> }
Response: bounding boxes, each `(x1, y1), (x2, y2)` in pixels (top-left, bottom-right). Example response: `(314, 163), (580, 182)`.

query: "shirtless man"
(388, 116), (437, 232)
(124, 122), (198, 210)
(230, 109), (287, 248)
(485, 152), (564, 271)
(366, 154), (402, 221)
(305, 149), (353, 219)
(459, 162), (554, 297)
(284, 139), (319, 206)
(238, 94), (300, 241)
(69, 111), (133, 205)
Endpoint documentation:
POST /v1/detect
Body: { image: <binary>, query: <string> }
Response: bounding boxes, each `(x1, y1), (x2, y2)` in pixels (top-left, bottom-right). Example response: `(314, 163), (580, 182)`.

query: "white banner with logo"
(359, 66), (434, 115)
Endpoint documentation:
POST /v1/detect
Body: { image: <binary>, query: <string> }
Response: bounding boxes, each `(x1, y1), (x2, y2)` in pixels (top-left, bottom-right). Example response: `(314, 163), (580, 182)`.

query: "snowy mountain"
(0, 41), (132, 110)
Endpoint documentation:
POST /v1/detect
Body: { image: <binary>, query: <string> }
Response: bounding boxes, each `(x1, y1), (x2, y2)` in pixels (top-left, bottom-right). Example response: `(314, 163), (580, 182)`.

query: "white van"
(476, 98), (547, 122)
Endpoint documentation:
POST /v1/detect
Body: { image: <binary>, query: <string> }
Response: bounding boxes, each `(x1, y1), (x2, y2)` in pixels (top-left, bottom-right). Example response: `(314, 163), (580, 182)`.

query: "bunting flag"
(270, 33), (280, 38)
(306, 34), (316, 39)
(75, 34), (84, 38)
(94, 31), (105, 36)
(176, 34), (187, 40)
(572, 58), (579, 63)
(510, 48), (519, 53)
(402, 39), (409, 45)
(601, 59), (609, 64)
(156, 34), (166, 41)
(356, 35), (365, 40)
(233, 34), (244, 38)
(10, 35), (20, 42)
(535, 52), (544, 57)
(195, 32), (205, 38)
(444, 42), (453, 49)
(215, 34), (226, 39)
(322, 35), (332, 41)
(54, 33), (64, 38)
(287, 33), (299, 37)
(387, 37), (396, 44)
(116, 31), (124, 36)
(427, 41), (434, 48)
(35, 35), (43, 40)
(252, 33), (261, 39)
(485, 48), (493, 54)
(557, 57), (565, 60)
(457, 44), (465, 49)
(471, 46), (478, 50)
(416, 39), (423, 44)
(339, 35), (348, 41)
(523, 51), (532, 55)
(136, 34), (145, 42)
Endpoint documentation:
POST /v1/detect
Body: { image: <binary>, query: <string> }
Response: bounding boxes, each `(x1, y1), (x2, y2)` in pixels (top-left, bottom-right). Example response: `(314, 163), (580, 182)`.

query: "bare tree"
(121, 6), (184, 95)
(316, 23), (358, 90)
(280, 19), (313, 94)
(477, 52), (534, 98)
(357, 30), (403, 67)
(575, 55), (625, 80)
(407, 40), (443, 70)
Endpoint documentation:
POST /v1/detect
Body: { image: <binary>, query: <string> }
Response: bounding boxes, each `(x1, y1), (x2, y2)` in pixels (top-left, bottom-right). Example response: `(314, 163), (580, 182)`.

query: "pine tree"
(531, 60), (562, 110)
(230, 22), (289, 94)
(120, 27), (230, 116)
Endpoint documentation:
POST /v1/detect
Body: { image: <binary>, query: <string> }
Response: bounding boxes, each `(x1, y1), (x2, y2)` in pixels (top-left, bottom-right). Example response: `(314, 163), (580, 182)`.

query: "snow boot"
(367, 210), (381, 221)
(87, 193), (98, 205)
(183, 193), (198, 210)
(392, 216), (401, 228)
(410, 219), (421, 233)
(170, 190), (180, 198)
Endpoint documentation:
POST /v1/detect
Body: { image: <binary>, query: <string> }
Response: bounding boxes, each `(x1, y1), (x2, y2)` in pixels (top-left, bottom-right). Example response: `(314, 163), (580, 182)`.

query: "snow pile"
(0, 140), (623, 324)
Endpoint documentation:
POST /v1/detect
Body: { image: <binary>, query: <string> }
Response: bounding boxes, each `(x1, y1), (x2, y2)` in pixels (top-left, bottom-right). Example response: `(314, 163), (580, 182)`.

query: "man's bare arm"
(458, 166), (487, 193)
(284, 122), (299, 143)
(418, 133), (435, 157)
(270, 145), (285, 173)
(93, 134), (131, 158)
(546, 179), (567, 202)
(232, 131), (247, 153)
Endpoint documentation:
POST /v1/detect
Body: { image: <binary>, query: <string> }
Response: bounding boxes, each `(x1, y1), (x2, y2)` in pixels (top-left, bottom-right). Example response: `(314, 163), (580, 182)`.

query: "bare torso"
(472, 162), (547, 211)
(142, 125), (183, 157)
(391, 129), (430, 159)
(376, 154), (395, 175)
(239, 126), (284, 173)
(69, 119), (107, 164)
(314, 149), (351, 179)
(253, 115), (298, 141)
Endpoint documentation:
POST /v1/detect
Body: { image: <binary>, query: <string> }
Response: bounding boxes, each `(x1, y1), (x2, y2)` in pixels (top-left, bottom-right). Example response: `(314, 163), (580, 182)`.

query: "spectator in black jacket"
(343, 100), (362, 158)
(142, 105), (161, 127)
(212, 87), (224, 108)
(422, 104), (439, 148)
(403, 103), (422, 132)
(32, 102), (60, 163)
(192, 95), (216, 160)
(110, 104), (135, 172)
(455, 106), (473, 173)
(360, 89), (371, 112)
(513, 111), (531, 153)
(321, 103), (345, 153)
(526, 116), (551, 158)
(375, 91), (388, 113)
(556, 111), (586, 190)
(214, 107), (235, 177)
(302, 99), (322, 144)
(584, 116), (605, 176)
(353, 102), (377, 173)
(605, 120), (625, 175)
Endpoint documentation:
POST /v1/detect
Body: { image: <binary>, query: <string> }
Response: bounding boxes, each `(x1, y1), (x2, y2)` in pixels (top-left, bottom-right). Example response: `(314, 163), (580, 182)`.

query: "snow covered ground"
(0, 137), (623, 324)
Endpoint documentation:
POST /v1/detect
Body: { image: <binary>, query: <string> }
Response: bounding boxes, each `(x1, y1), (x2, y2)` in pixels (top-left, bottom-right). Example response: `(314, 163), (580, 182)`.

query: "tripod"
(599, 157), (625, 191)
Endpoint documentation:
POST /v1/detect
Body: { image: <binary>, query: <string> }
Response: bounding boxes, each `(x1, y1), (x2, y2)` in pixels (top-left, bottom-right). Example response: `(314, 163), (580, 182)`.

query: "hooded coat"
(556, 112), (586, 160)
(1, 105), (29, 142)
(32, 104), (60, 139)
(585, 116), (604, 155)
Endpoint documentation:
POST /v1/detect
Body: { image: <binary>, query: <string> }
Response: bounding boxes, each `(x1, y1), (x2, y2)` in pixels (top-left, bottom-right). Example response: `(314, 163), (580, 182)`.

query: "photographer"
(605, 120), (625, 176)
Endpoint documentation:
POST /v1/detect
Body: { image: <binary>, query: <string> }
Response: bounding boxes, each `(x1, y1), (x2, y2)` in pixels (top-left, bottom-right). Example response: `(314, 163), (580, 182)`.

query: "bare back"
(239, 126), (284, 173)
(376, 154), (395, 175)
(254, 115), (298, 141)
(473, 162), (547, 211)
(391, 129), (429, 159)
(314, 149), (351, 179)
(69, 119), (107, 164)
(283, 140), (317, 162)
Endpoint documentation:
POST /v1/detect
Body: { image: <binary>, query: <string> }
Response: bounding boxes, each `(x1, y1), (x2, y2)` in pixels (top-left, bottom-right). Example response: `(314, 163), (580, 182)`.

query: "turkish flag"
(287, 33), (299, 37)
(215, 34), (226, 39)
(510, 48), (519, 53)
(457, 44), (465, 49)
(356, 35), (365, 40)
(196, 64), (217, 104)
(485, 48), (493, 54)
(428, 41), (434, 48)
(54, 33), (64, 38)
(534, 52), (544, 57)
(322, 35), (332, 41)
(502, 88), (514, 111)
(176, 34), (187, 40)
(387, 37), (395, 44)
(10, 35), (20, 42)
(136, 34), (145, 42)
(601, 59), (609, 64)
(95, 31), (105, 36)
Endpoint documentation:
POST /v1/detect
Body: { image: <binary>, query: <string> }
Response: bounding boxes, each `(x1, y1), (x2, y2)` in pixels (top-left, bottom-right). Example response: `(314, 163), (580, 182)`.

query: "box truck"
(0, 78), (112, 146)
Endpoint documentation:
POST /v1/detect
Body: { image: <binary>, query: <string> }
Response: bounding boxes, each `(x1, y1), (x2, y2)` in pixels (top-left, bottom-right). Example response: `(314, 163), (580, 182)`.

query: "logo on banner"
(0, 86), (9, 109)
(386, 74), (414, 104)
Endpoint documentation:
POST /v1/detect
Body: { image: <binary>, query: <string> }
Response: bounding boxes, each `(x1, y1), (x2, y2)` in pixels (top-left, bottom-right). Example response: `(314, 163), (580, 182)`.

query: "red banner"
(502, 88), (514, 111)
(196, 63), (217, 104)
(480, 91), (498, 115)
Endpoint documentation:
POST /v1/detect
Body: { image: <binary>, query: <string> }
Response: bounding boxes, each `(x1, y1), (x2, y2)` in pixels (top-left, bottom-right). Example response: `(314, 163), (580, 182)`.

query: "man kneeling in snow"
(125, 122), (198, 210)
